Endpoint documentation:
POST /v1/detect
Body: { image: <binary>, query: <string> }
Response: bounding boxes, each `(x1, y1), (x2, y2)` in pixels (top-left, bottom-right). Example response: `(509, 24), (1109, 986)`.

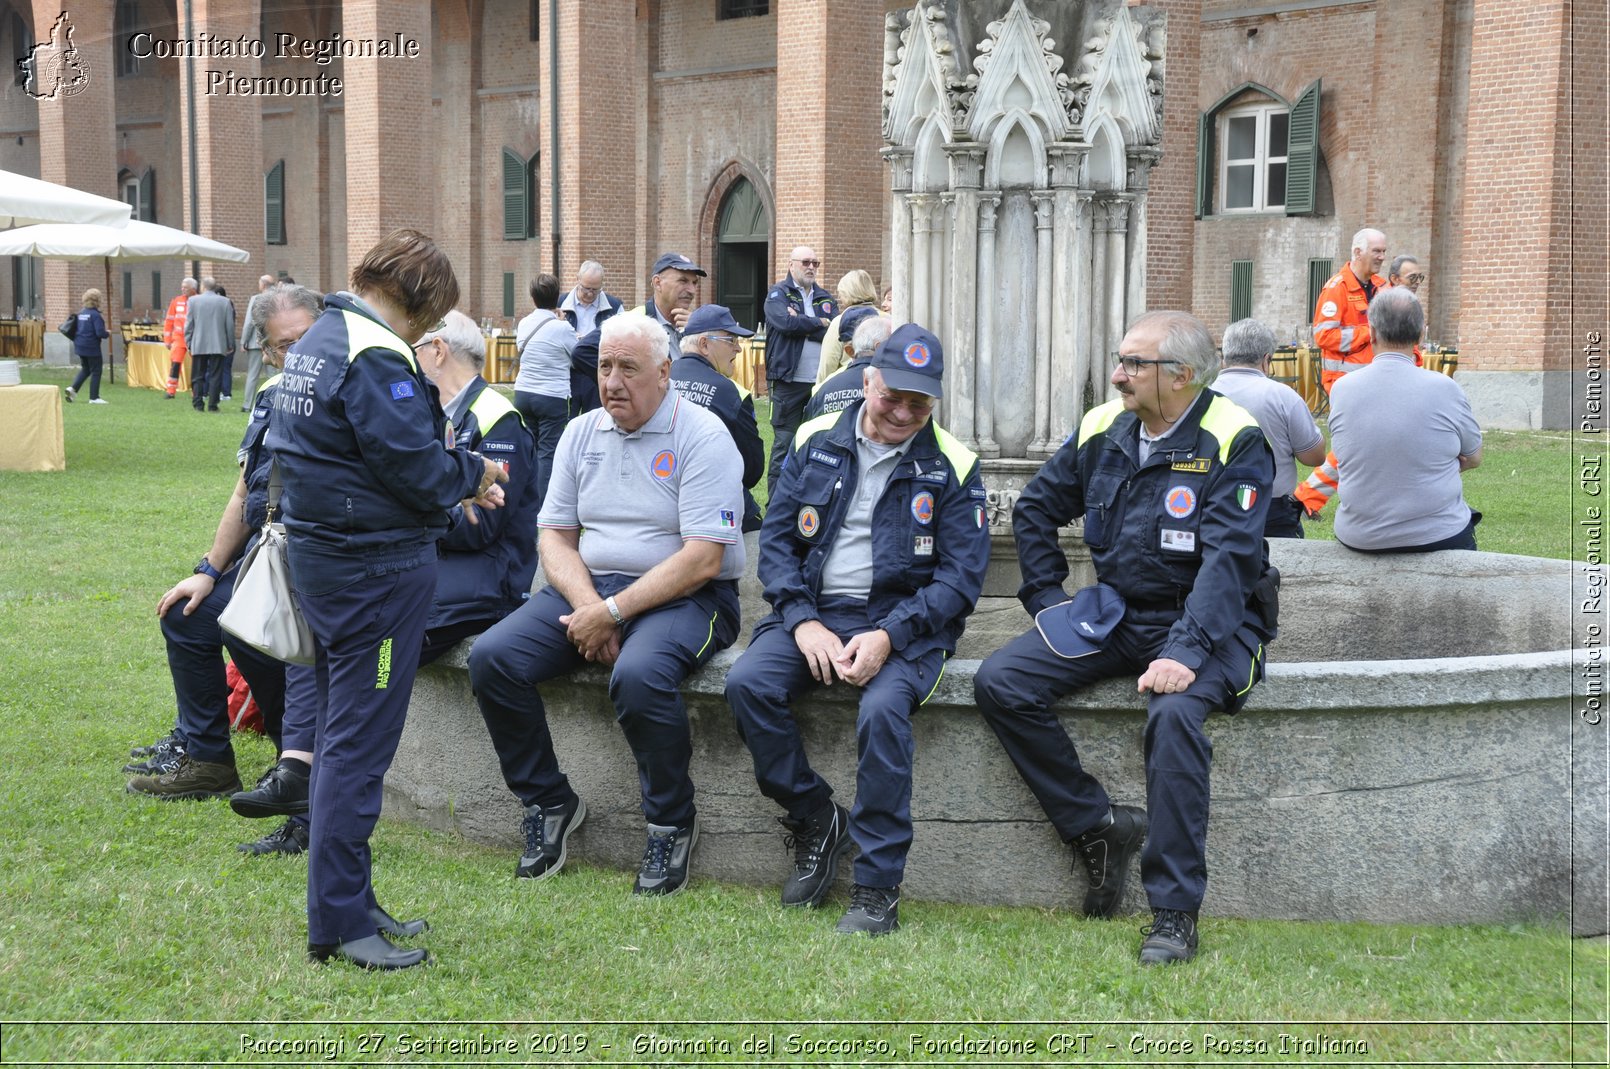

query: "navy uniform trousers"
(469, 573), (740, 827)
(296, 561), (436, 946)
(725, 599), (946, 890)
(160, 562), (287, 761)
(973, 607), (1266, 913)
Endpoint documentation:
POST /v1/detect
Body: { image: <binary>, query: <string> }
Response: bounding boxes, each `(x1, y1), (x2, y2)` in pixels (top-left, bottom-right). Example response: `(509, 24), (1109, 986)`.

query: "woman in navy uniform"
(265, 230), (507, 970)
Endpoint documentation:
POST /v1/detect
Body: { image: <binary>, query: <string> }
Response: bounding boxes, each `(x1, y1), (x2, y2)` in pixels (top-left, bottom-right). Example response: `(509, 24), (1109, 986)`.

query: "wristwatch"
(193, 556), (223, 581)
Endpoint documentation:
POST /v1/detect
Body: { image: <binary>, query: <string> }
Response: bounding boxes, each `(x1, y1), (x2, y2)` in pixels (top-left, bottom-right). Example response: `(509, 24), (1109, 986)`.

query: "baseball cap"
(871, 323), (945, 398)
(838, 304), (879, 343)
(683, 304), (755, 338)
(652, 252), (707, 277)
(1034, 584), (1126, 659)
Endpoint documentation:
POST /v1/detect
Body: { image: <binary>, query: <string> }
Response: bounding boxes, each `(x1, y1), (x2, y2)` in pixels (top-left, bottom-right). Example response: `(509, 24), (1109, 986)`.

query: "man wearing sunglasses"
(974, 311), (1277, 967)
(762, 245), (838, 497)
(727, 323), (989, 937)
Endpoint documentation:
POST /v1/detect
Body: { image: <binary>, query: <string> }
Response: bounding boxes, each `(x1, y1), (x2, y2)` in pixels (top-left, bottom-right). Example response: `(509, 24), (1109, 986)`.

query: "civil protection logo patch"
(904, 341), (932, 368)
(651, 450), (676, 479)
(797, 506), (820, 537)
(911, 491), (935, 525)
(1164, 485), (1196, 519)
(1236, 484), (1259, 511)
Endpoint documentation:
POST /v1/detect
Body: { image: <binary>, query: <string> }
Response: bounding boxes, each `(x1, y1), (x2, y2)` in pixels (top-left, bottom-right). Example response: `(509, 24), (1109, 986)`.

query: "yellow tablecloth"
(0, 320), (45, 360)
(0, 384), (65, 471)
(126, 340), (189, 392)
(734, 338), (767, 396)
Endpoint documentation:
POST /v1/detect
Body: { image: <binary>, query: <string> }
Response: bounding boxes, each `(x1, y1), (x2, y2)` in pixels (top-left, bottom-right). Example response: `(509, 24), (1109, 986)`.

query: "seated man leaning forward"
(469, 311), (746, 897)
(974, 311), (1278, 966)
(725, 324), (989, 936)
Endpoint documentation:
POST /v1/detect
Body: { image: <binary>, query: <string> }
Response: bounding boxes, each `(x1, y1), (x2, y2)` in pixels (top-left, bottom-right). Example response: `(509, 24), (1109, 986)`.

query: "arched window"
(1197, 80), (1320, 218)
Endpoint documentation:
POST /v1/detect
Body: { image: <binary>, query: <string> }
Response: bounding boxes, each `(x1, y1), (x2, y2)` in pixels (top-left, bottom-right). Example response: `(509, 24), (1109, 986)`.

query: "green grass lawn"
(0, 367), (1602, 1065)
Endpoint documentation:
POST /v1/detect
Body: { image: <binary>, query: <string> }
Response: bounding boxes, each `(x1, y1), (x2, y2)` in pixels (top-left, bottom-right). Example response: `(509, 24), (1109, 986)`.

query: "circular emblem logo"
(904, 341), (932, 368)
(651, 450), (676, 480)
(911, 491), (935, 525)
(1320, 300), (1338, 319)
(797, 506), (820, 538)
(1164, 485), (1197, 519)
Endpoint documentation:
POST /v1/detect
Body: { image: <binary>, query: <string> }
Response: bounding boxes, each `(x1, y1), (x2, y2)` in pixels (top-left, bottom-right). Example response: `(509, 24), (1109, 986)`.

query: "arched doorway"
(715, 178), (770, 331)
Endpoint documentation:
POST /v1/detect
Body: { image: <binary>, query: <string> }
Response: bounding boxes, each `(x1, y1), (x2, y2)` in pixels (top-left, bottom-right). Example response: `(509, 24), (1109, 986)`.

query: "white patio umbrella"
(0, 219), (249, 381)
(0, 170), (133, 229)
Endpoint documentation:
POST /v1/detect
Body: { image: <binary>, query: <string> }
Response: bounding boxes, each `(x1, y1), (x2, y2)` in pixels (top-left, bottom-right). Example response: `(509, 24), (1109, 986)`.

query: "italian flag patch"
(1236, 484), (1259, 511)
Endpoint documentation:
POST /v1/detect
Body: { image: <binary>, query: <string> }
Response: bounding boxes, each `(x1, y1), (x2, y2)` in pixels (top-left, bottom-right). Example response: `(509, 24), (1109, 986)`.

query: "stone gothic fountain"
(883, 0), (1166, 560)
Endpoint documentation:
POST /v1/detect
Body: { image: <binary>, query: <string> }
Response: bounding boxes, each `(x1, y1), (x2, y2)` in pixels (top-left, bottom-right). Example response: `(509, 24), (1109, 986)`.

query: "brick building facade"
(1, 0), (1599, 427)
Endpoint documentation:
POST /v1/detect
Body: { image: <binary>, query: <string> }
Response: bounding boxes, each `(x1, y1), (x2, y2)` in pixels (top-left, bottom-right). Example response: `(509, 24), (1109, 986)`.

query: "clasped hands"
(559, 598), (622, 665)
(793, 619), (890, 687)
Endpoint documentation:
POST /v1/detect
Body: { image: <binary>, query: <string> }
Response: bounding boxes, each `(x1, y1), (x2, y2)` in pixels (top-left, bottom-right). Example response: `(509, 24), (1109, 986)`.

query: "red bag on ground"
(225, 660), (263, 735)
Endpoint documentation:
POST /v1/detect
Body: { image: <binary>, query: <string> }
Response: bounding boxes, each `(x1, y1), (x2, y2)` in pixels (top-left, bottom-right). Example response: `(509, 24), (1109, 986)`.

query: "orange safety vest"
(1312, 264), (1386, 394)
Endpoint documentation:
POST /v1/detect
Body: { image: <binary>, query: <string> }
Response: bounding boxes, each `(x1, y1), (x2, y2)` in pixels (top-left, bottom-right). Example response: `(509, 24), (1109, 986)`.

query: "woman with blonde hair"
(65, 288), (111, 404)
(815, 269), (879, 385)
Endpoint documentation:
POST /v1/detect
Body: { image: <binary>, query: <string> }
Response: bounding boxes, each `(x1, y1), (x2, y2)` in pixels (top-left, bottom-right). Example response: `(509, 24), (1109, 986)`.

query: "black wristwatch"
(193, 556), (223, 581)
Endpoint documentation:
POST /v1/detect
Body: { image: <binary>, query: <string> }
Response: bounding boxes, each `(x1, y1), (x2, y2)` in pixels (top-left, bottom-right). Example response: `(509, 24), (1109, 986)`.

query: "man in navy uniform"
(762, 245), (838, 494)
(671, 304), (764, 532)
(725, 324), (990, 935)
(631, 252), (705, 348)
(973, 310), (1277, 966)
(805, 308), (888, 421)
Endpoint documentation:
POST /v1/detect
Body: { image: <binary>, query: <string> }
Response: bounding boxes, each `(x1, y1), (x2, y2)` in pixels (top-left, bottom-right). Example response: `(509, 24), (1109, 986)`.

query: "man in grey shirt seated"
(469, 312), (746, 898)
(1212, 318), (1327, 538)
(1329, 287), (1483, 552)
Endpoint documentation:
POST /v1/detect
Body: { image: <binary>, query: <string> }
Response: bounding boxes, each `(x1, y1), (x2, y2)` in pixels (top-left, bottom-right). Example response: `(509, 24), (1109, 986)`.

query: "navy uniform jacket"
(804, 356), (872, 421)
(266, 294), (483, 588)
(760, 402), (990, 661)
(429, 378), (541, 631)
(670, 353), (764, 532)
(1014, 389), (1276, 670)
(761, 277), (836, 382)
(240, 373), (284, 537)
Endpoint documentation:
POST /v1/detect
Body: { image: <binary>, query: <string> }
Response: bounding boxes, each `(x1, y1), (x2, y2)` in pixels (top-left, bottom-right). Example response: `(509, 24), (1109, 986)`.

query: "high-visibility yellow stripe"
(1077, 398), (1125, 447)
(469, 384), (521, 431)
(919, 655), (947, 706)
(694, 611), (718, 659)
(1235, 641), (1263, 698)
(1197, 395), (1260, 464)
(341, 308), (419, 371)
(256, 372), (283, 396)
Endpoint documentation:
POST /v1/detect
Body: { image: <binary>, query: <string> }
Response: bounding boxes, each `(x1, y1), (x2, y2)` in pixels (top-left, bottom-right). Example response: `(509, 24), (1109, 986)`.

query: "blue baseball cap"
(838, 305), (879, 343)
(1035, 584), (1126, 659)
(652, 252), (707, 277)
(683, 304), (755, 338)
(871, 323), (944, 398)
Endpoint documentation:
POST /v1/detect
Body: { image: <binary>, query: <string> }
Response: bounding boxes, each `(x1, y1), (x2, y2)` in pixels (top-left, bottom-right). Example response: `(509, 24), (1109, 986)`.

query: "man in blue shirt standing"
(762, 245), (837, 495)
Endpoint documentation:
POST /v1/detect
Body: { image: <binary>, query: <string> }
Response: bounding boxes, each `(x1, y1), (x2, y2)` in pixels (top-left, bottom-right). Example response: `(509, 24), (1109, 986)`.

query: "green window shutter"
(1195, 111), (1214, 219)
(139, 167), (155, 222)
(502, 149), (527, 241)
(1284, 79), (1320, 216)
(151, 271), (161, 309)
(527, 153), (540, 239)
(122, 270), (132, 310)
(1230, 260), (1253, 322)
(1307, 258), (1333, 318)
(265, 160), (286, 245)
(503, 272), (515, 318)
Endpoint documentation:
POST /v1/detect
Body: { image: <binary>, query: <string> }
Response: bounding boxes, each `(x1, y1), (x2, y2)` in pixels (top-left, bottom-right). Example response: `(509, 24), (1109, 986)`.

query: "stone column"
(1050, 145), (1088, 451)
(1030, 190), (1056, 455)
(909, 194), (934, 333)
(943, 144), (984, 444)
(934, 192), (955, 347)
(1125, 149), (1159, 329)
(1088, 195), (1111, 409)
(883, 148), (914, 326)
(1105, 196), (1132, 386)
(974, 193), (1002, 458)
(342, 0), (433, 266)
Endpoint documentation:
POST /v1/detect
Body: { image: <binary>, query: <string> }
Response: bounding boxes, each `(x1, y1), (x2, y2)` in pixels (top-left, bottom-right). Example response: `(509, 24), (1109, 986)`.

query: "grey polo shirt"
(818, 428), (913, 599)
(540, 388), (746, 580)
(1330, 352), (1482, 551)
(1211, 367), (1324, 496)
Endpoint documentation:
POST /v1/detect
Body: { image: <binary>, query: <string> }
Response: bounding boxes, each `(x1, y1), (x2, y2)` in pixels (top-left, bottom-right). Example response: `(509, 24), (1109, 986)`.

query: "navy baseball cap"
(684, 304), (755, 338)
(839, 304), (879, 343)
(652, 252), (707, 277)
(1035, 584), (1126, 659)
(871, 323), (944, 398)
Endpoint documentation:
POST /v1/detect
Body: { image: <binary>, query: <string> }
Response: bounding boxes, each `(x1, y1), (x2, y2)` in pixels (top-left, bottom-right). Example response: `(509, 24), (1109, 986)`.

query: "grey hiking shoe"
(632, 817), (698, 896)
(126, 755), (242, 800)
(517, 795), (586, 880)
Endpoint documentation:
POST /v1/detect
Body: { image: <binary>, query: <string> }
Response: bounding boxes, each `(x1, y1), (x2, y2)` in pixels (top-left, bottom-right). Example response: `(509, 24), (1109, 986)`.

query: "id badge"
(1160, 528), (1196, 553)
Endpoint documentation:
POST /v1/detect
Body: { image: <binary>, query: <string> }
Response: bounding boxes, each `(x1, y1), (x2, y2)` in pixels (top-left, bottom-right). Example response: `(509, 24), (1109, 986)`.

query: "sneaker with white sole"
(632, 817), (698, 896)
(89, 397), (109, 404)
(516, 795), (586, 880)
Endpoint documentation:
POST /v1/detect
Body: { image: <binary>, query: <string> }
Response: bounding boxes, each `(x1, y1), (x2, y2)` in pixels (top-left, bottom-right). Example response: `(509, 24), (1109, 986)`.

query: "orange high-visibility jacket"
(1312, 264), (1386, 394)
(162, 294), (189, 359)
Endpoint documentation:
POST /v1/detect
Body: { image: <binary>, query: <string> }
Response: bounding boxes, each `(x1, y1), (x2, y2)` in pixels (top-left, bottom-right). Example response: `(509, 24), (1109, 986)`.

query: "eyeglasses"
(1112, 354), (1177, 375)
(1404, 273), (1426, 286)
(871, 384), (935, 413)
(793, 258), (821, 267)
(708, 333), (741, 347)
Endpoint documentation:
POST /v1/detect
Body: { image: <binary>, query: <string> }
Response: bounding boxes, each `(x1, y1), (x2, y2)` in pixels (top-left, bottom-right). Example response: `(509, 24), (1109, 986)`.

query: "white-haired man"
(238, 274), (277, 410)
(1313, 227), (1388, 394)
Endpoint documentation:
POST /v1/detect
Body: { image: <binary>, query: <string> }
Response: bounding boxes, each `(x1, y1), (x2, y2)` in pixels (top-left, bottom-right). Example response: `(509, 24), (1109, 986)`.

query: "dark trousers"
(160, 564), (287, 762)
(296, 561), (436, 945)
(1264, 495), (1306, 539)
(191, 353), (225, 409)
(70, 354), (103, 399)
(513, 391), (570, 509)
(973, 609), (1267, 913)
(1340, 510), (1481, 553)
(469, 574), (739, 827)
(725, 602), (945, 888)
(765, 379), (812, 496)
